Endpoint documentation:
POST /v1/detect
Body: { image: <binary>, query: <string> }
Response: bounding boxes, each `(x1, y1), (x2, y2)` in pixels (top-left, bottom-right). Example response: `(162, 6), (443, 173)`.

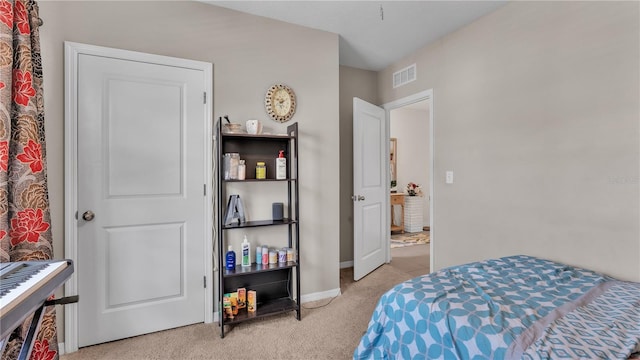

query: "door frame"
(382, 89), (434, 273)
(63, 42), (213, 353)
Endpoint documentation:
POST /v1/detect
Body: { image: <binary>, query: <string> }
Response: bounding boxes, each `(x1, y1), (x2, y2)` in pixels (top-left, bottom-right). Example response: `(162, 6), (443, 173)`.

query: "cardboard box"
(227, 292), (239, 315)
(223, 296), (233, 319)
(237, 288), (246, 309)
(247, 290), (257, 312)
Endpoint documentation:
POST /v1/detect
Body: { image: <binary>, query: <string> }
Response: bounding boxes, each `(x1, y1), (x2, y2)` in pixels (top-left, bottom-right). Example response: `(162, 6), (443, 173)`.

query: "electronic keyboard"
(0, 260), (74, 359)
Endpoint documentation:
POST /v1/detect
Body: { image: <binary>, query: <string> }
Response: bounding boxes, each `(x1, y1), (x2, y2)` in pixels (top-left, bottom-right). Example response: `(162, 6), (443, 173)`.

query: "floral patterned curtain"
(0, 0), (58, 359)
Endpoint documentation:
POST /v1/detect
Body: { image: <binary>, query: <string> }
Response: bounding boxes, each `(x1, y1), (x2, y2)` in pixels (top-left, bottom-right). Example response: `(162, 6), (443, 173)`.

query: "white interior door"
(75, 49), (208, 347)
(353, 98), (387, 281)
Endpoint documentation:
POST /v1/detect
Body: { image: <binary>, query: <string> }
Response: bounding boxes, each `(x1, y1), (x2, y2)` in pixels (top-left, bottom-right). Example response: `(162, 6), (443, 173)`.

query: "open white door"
(353, 98), (387, 281)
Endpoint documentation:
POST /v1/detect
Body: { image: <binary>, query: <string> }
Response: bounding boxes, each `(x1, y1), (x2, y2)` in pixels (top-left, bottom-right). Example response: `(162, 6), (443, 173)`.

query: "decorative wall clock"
(265, 84), (296, 123)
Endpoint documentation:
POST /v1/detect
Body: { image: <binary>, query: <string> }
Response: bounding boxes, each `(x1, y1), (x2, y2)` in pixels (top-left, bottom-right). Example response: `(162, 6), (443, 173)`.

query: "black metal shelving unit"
(216, 120), (300, 338)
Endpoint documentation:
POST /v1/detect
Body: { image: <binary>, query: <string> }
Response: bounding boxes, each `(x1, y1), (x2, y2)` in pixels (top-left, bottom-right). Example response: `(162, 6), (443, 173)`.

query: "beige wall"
(338, 66), (378, 263)
(39, 0), (340, 339)
(378, 1), (640, 281)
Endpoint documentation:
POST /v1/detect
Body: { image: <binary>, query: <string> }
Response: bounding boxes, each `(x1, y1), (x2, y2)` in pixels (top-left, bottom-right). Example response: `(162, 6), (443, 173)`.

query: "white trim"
(63, 42), (79, 354)
(340, 260), (354, 269)
(201, 61), (214, 327)
(63, 42), (213, 353)
(300, 288), (341, 303)
(57, 343), (65, 355)
(383, 89), (435, 274)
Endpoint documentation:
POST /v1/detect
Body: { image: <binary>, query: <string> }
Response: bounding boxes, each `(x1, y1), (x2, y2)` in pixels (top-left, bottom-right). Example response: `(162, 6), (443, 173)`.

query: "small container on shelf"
(268, 250), (277, 264)
(286, 248), (295, 262)
(261, 247), (269, 265)
(223, 153), (240, 180)
(256, 162), (266, 179)
(255, 245), (263, 265)
(241, 236), (251, 267)
(238, 160), (246, 180)
(276, 150), (287, 180)
(225, 245), (236, 270)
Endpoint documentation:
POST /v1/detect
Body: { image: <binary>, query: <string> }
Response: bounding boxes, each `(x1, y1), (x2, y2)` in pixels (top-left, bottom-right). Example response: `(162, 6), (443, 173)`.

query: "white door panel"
(353, 98), (387, 281)
(77, 53), (206, 347)
(361, 203), (384, 257)
(104, 223), (183, 307)
(106, 78), (184, 197)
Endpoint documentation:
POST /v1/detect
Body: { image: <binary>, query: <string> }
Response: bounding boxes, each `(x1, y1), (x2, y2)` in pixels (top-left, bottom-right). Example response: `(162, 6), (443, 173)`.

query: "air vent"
(392, 64), (417, 88)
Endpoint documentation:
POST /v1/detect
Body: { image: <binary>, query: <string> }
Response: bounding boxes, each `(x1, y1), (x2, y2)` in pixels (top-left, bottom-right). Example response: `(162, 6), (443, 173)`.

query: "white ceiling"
(204, 1), (508, 71)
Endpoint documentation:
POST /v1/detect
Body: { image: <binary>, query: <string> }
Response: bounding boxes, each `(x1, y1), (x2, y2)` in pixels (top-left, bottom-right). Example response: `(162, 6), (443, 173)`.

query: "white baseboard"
(301, 287), (341, 303)
(340, 260), (353, 269)
(58, 342), (65, 355)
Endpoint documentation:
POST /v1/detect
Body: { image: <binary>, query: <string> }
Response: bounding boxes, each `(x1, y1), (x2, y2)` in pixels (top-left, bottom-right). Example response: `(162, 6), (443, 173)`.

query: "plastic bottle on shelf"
(223, 153), (240, 180)
(255, 245), (262, 265)
(276, 150), (286, 180)
(225, 245), (236, 270)
(241, 235), (251, 267)
(238, 160), (246, 180)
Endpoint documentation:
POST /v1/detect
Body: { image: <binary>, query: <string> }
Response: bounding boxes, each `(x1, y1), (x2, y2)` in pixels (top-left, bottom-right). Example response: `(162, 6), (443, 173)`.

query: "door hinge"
(204, 276), (207, 288)
(204, 184), (206, 196)
(203, 92), (206, 104)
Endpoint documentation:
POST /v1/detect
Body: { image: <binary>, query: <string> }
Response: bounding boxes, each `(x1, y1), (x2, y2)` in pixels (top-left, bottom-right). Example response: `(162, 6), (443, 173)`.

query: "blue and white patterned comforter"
(354, 255), (640, 359)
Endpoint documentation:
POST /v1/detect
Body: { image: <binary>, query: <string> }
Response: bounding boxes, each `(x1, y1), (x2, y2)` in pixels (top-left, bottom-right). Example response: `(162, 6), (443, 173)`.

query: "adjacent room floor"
(389, 231), (430, 278)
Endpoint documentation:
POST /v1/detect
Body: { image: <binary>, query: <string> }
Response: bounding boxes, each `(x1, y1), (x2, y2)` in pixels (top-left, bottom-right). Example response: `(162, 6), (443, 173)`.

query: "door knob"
(82, 210), (95, 221)
(351, 195), (366, 201)
(358, 195), (365, 201)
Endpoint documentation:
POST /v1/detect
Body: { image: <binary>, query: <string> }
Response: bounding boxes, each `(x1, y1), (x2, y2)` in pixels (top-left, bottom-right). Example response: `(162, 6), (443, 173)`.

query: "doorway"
(383, 90), (433, 275)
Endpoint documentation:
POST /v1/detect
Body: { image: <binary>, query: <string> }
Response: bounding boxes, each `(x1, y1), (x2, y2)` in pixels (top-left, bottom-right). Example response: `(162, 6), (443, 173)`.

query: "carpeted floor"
(60, 251), (429, 360)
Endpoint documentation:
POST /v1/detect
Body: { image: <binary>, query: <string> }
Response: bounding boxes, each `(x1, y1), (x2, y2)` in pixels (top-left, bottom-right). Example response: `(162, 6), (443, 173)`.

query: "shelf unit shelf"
(223, 178), (297, 183)
(216, 120), (300, 338)
(223, 219), (297, 230)
(222, 298), (298, 325)
(224, 261), (298, 277)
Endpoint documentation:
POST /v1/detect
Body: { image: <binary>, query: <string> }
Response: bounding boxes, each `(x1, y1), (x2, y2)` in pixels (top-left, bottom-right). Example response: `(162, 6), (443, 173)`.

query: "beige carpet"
(61, 263), (421, 360)
(390, 231), (430, 248)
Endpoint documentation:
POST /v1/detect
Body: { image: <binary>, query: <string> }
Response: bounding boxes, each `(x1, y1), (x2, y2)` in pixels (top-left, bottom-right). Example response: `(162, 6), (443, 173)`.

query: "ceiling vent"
(392, 64), (416, 88)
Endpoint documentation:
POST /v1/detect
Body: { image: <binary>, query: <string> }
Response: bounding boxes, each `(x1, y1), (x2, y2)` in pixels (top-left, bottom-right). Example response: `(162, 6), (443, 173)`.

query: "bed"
(354, 255), (640, 359)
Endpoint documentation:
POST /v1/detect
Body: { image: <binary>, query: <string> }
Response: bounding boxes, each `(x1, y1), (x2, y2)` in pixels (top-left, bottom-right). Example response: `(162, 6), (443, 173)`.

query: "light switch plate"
(445, 171), (454, 184)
